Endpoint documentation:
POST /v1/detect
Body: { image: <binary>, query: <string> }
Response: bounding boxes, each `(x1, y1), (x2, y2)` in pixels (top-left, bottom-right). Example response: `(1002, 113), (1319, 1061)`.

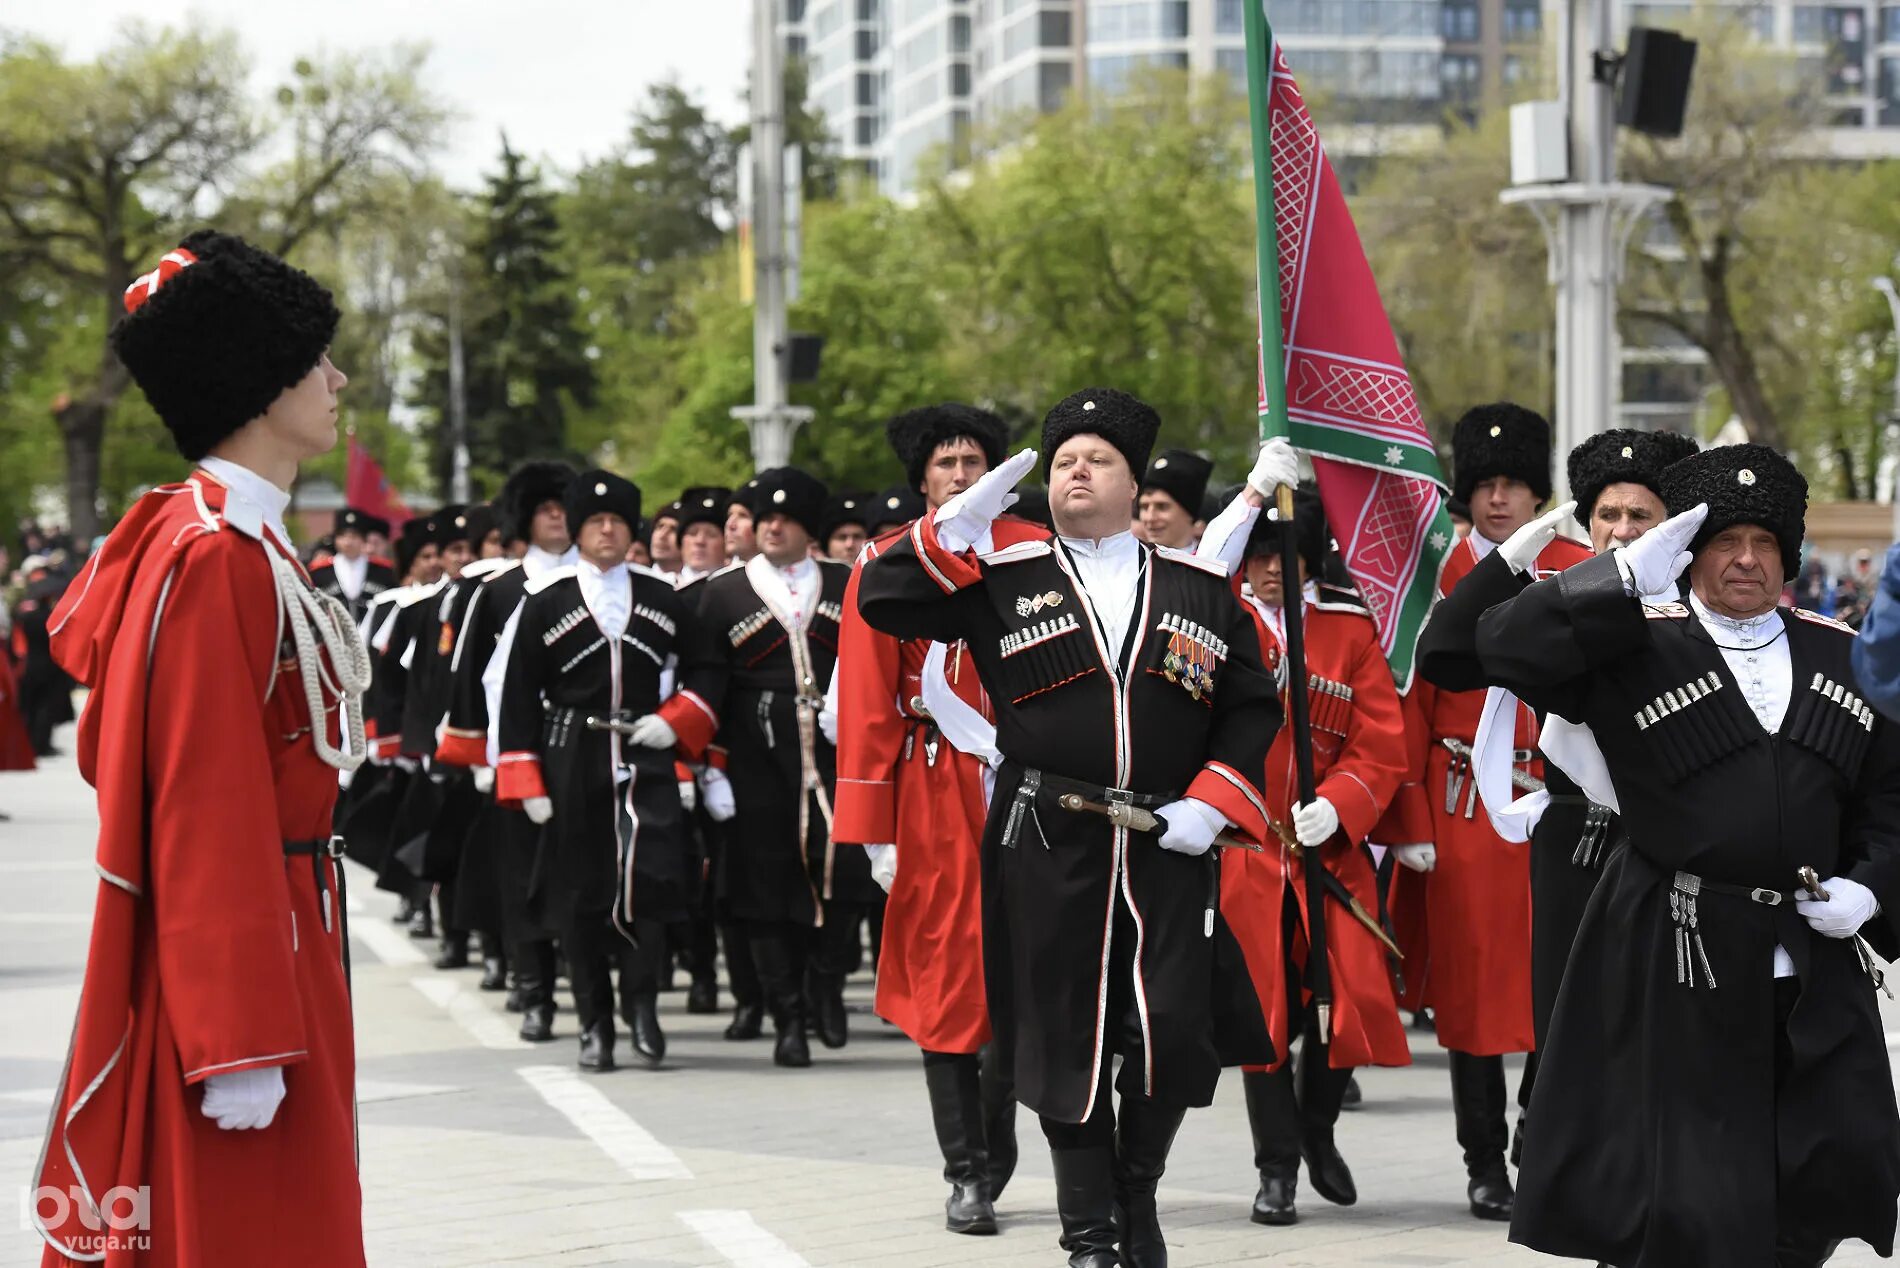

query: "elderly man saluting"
(1474, 442), (1900, 1268)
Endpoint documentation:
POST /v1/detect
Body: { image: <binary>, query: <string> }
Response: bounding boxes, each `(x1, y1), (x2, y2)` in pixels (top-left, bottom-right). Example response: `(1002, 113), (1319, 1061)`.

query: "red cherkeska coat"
(833, 517), (1048, 1054)
(34, 471), (363, 1268)
(1378, 532), (1592, 1056)
(1222, 588), (1411, 1072)
(0, 643), (34, 771)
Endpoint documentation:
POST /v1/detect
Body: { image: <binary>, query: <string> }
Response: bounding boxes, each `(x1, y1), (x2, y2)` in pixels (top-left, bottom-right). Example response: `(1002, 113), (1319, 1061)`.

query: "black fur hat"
(564, 469), (642, 535)
(432, 505), (468, 548)
(677, 487), (730, 533)
(334, 507), (376, 539)
(461, 503), (498, 548)
(499, 461), (575, 545)
(871, 484), (925, 533)
(1451, 402), (1552, 504)
(822, 491), (871, 541)
(751, 467), (830, 539)
(395, 515), (438, 577)
(729, 478), (762, 517)
(1660, 442), (1807, 571)
(1567, 429), (1702, 527)
(111, 230), (341, 462)
(886, 404), (1009, 490)
(1142, 448), (1214, 517)
(1243, 486), (1328, 579)
(1041, 388), (1161, 479)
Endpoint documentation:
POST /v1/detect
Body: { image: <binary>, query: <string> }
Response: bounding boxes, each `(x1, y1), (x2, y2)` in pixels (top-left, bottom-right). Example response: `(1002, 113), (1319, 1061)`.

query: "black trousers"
(741, 918), (809, 1025)
(809, 900), (873, 979)
(565, 911), (664, 1032)
(1773, 977), (1842, 1268)
(1258, 889), (1355, 1143)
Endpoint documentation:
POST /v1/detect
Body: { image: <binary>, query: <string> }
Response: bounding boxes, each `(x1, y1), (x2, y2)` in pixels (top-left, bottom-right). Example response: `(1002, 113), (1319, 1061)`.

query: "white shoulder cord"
(271, 550), (371, 771)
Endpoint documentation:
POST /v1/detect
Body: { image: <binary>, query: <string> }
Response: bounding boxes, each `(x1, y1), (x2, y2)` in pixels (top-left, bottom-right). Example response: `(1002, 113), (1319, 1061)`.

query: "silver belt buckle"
(1748, 887), (1782, 906)
(326, 835), (347, 859)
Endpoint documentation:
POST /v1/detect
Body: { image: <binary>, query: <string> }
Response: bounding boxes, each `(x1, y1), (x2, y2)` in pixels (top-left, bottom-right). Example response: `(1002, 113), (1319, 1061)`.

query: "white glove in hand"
(677, 778), (698, 813)
(1392, 842), (1436, 873)
(1292, 797), (1341, 848)
(1796, 876), (1881, 938)
(936, 447), (1038, 550)
(1499, 501), (1578, 575)
(523, 796), (554, 825)
(337, 767), (355, 791)
(866, 844), (897, 892)
(1616, 502), (1707, 597)
(700, 767), (737, 821)
(1155, 797), (1222, 857)
(818, 705), (838, 746)
(472, 766), (495, 794)
(201, 1066), (286, 1131)
(1247, 437), (1301, 499)
(629, 714), (677, 749)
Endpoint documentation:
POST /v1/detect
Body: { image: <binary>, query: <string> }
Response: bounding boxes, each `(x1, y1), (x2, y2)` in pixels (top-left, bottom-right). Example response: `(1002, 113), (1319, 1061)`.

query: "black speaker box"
(1618, 27), (1698, 137)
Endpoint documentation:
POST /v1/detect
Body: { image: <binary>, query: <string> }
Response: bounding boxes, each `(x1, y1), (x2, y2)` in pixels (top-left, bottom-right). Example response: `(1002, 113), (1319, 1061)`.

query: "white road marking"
(353, 919), (429, 966)
(0, 914), (89, 925)
(410, 977), (529, 1050)
(517, 1065), (693, 1180)
(678, 1210), (812, 1268)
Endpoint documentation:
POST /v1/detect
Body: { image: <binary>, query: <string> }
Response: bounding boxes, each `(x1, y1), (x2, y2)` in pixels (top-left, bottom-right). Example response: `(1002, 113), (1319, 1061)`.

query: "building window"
(1217, 44), (1250, 91)
(857, 71), (879, 106)
(1504, 0), (1541, 41)
(856, 0), (880, 20)
(857, 27), (881, 59)
(1089, 50), (1190, 93)
(1880, 57), (1899, 124)
(952, 13), (972, 52)
(952, 60), (973, 95)
(1884, 5), (1900, 41)
(1217, 0), (1246, 34)
(1041, 60), (1074, 110)
(787, 0), (809, 21)
(1090, 2), (1192, 43)
(1442, 0), (1480, 42)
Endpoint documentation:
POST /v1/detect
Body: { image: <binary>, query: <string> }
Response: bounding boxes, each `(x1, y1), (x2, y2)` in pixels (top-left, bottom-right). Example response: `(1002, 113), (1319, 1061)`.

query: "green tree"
(0, 23), (447, 539)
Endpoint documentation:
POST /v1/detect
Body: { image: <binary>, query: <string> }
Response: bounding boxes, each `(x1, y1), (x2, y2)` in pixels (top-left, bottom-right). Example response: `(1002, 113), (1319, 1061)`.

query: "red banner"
(345, 435), (411, 533)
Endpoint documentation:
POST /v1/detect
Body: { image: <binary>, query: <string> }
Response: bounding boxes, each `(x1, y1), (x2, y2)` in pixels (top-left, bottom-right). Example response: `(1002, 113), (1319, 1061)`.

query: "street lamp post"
(1873, 276), (1900, 539)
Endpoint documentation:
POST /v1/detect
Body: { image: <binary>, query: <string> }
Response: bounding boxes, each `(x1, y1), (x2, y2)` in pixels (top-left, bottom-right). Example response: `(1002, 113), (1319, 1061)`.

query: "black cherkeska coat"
(495, 564), (721, 932)
(1475, 550), (1900, 1267)
(309, 555), (396, 626)
(1415, 545), (1621, 1049)
(859, 518), (1279, 1123)
(694, 556), (878, 924)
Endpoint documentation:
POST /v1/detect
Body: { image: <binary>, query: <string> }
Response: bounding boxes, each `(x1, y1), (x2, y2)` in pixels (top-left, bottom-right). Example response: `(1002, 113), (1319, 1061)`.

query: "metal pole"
(1874, 276), (1900, 538)
(736, 0), (806, 472)
(447, 264), (471, 504)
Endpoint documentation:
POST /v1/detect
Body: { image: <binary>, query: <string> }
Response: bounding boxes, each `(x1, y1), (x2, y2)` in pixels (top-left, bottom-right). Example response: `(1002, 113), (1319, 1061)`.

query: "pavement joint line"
(410, 976), (532, 1050)
(355, 917), (430, 966)
(516, 1064), (694, 1180)
(678, 1209), (814, 1268)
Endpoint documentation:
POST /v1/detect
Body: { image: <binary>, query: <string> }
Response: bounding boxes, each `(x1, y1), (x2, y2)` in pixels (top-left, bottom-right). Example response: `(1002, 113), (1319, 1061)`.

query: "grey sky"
(12, 1), (753, 188)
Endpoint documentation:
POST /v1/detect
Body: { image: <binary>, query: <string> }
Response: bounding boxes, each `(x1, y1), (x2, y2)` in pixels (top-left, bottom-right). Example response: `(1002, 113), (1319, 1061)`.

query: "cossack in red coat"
(832, 517), (1048, 1054)
(34, 471), (362, 1268)
(1222, 587), (1411, 1072)
(1377, 532), (1592, 1055)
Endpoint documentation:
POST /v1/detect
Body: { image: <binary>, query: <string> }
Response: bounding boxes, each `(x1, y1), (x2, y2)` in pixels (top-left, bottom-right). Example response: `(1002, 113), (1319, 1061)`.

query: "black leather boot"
(433, 931), (470, 970)
(687, 975), (719, 1014)
(626, 993), (666, 1069)
(1051, 1146), (1119, 1268)
(1341, 1073), (1363, 1110)
(407, 905), (435, 940)
(1113, 1095), (1185, 1268)
(725, 1000), (764, 1041)
(578, 1018), (616, 1072)
(478, 932), (508, 991)
(1297, 1046), (1358, 1207)
(773, 1016), (811, 1068)
(392, 895), (416, 924)
(516, 941), (557, 1042)
(978, 1043), (1019, 1203)
(812, 971), (848, 1049)
(1449, 1051), (1513, 1220)
(923, 1056), (997, 1234)
(1244, 1070), (1300, 1226)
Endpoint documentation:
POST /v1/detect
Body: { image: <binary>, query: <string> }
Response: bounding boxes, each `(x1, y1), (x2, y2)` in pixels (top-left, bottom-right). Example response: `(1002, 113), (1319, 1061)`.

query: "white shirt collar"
(1469, 530), (1501, 561)
(523, 543), (578, 579)
(1688, 591), (1783, 640)
(199, 457), (292, 548)
(1057, 529), (1139, 559)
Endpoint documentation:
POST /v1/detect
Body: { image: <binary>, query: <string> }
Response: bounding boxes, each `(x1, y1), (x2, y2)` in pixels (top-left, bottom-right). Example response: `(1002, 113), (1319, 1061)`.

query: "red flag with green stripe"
(1242, 3), (1453, 691)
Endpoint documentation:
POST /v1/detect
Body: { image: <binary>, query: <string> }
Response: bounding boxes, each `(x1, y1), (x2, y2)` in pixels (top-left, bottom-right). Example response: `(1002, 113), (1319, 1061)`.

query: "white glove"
(472, 766), (495, 794)
(337, 767), (355, 791)
(678, 778), (698, 813)
(629, 714), (677, 749)
(818, 705), (838, 746)
(1154, 797), (1223, 857)
(1499, 501), (1577, 575)
(1292, 797), (1341, 848)
(1615, 502), (1707, 597)
(200, 1066), (286, 1131)
(936, 447), (1038, 550)
(866, 844), (897, 892)
(1795, 876), (1881, 939)
(700, 767), (737, 821)
(393, 755), (420, 774)
(1392, 842), (1436, 873)
(1247, 437), (1300, 499)
(523, 796), (554, 825)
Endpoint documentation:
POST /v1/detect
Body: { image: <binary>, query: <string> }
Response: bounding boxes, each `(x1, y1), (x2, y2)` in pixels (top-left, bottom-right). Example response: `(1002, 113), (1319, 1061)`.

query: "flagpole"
(1244, 7), (1332, 1041)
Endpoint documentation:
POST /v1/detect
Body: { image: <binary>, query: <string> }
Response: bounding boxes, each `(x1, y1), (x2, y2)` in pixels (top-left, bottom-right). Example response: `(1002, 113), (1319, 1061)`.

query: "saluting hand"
(1617, 502), (1707, 597)
(1499, 501), (1578, 575)
(937, 447), (1038, 550)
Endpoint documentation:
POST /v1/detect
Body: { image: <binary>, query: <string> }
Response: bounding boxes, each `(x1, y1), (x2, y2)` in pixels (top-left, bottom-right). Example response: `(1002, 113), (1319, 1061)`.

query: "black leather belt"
(285, 836), (351, 994)
(1003, 763), (1174, 810)
(1676, 871), (1799, 906)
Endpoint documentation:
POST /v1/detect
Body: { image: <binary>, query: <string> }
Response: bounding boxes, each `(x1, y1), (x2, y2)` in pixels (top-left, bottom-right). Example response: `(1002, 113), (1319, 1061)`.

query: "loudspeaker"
(1617, 27), (1698, 137)
(787, 333), (825, 384)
